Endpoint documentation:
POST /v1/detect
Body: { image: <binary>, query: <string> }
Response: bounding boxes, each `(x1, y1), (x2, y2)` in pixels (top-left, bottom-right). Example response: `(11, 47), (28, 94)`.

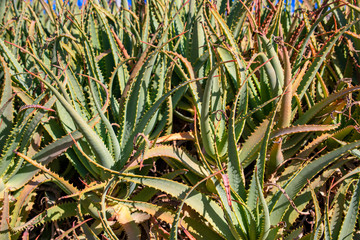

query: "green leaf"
(297, 21), (358, 101)
(119, 173), (235, 239)
(269, 140), (360, 227)
(337, 179), (360, 240)
(0, 56), (14, 155)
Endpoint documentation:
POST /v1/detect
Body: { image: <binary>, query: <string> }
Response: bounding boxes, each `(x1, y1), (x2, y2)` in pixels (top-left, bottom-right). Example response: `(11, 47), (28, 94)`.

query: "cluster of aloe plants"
(1, 0), (360, 239)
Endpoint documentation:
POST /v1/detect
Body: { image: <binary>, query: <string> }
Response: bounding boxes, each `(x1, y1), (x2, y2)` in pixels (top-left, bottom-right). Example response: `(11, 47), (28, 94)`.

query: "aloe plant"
(1, 0), (360, 239)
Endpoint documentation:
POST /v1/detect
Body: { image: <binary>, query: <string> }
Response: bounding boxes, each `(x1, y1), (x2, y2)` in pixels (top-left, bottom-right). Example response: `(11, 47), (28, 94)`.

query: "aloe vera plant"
(1, 0), (360, 239)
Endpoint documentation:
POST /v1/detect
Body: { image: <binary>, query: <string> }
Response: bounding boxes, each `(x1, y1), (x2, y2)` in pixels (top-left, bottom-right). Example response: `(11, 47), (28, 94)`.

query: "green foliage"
(1, 0), (360, 239)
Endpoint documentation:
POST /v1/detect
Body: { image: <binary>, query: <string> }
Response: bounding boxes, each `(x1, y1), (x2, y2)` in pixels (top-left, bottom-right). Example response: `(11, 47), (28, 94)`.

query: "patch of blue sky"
(270, 0), (304, 13)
